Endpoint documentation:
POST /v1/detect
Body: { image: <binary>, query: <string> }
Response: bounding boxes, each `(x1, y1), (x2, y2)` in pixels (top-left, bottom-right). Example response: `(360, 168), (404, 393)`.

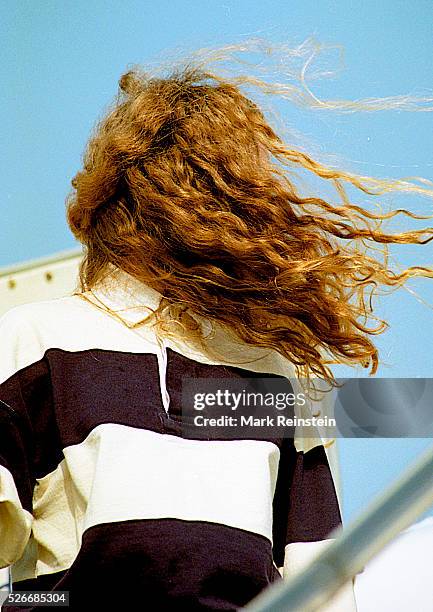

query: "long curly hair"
(66, 37), (433, 390)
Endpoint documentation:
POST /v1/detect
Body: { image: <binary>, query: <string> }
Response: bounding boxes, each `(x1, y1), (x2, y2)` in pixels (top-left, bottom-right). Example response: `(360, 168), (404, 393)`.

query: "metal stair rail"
(244, 442), (433, 611)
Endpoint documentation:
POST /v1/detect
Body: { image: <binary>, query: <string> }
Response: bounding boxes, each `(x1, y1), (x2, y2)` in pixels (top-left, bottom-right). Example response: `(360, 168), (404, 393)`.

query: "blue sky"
(2, 0), (432, 522)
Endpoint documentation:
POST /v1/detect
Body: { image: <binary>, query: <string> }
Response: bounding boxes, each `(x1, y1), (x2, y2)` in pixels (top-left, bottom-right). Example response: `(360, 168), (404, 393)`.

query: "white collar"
(89, 263), (164, 326)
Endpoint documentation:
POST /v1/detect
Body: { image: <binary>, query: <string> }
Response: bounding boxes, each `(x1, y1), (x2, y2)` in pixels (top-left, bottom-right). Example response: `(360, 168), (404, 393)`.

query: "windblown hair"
(66, 38), (433, 389)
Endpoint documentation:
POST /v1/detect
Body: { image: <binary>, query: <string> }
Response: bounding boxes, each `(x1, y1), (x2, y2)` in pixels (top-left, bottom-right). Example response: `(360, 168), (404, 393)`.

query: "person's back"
(0, 266), (344, 610)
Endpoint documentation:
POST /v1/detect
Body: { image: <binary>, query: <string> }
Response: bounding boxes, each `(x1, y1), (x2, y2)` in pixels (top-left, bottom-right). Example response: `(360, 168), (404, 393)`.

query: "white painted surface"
(354, 517), (433, 611)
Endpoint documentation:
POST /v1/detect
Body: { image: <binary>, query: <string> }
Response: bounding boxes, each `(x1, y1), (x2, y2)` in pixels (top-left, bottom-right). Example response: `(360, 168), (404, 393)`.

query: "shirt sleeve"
(0, 308), (36, 568)
(272, 438), (358, 611)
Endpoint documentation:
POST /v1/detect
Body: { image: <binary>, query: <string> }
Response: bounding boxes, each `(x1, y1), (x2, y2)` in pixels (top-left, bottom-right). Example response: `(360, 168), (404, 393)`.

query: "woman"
(1, 40), (432, 611)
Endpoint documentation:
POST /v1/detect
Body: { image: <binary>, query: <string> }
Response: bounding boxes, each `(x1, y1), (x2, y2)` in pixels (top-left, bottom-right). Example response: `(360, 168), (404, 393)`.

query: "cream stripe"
(0, 464), (33, 567)
(31, 461), (83, 577)
(283, 540), (358, 611)
(283, 539), (337, 578)
(64, 423), (280, 541)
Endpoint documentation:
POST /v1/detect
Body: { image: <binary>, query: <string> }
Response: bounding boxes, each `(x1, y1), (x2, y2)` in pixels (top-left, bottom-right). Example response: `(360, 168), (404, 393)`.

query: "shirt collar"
(88, 263), (164, 325)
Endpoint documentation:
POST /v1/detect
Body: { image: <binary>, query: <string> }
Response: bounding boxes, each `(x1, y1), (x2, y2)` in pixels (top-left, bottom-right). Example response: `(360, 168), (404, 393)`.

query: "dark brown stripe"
(272, 442), (342, 567)
(6, 518), (281, 611)
(0, 369), (36, 512)
(47, 347), (165, 445)
(164, 346), (292, 444)
(2, 346), (289, 483)
(10, 569), (68, 595)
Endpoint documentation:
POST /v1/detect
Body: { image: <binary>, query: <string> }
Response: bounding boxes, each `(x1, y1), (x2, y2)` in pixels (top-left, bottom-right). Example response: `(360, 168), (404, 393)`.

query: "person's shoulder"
(0, 295), (89, 352)
(0, 296), (91, 382)
(0, 295), (85, 327)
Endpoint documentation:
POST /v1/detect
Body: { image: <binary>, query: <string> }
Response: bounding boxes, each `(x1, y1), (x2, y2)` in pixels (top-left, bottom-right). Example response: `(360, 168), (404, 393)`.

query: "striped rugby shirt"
(0, 264), (354, 610)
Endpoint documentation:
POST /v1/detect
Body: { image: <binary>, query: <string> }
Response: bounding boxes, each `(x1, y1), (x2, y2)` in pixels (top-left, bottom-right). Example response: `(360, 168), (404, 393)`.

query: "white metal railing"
(0, 248), (83, 317)
(244, 443), (433, 611)
(0, 247), (82, 277)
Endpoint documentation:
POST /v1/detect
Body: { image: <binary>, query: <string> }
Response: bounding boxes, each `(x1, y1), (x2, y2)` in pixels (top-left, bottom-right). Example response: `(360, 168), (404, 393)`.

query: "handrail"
(244, 443), (433, 611)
